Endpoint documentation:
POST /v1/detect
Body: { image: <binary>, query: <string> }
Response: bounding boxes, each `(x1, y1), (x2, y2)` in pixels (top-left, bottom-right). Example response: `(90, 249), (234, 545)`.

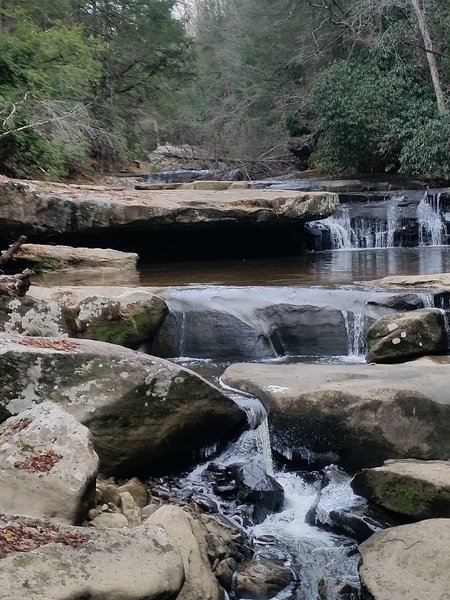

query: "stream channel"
(52, 188), (450, 599)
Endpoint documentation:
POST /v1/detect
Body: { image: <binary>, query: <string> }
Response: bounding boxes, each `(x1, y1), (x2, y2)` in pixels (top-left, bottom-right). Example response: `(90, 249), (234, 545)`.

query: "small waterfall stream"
(308, 191), (448, 250)
(417, 192), (445, 246)
(183, 390), (361, 600)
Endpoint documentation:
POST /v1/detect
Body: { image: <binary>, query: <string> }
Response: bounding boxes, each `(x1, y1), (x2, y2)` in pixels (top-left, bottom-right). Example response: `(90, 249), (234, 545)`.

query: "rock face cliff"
(0, 178), (338, 257)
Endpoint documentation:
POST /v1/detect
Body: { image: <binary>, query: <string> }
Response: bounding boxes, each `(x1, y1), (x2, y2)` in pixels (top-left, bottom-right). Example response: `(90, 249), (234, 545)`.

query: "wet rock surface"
(222, 362), (450, 469)
(307, 467), (404, 544)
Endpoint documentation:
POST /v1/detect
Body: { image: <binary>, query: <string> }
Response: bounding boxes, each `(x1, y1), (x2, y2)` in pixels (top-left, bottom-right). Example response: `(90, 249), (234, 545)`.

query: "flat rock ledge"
(352, 459), (450, 520)
(11, 243), (138, 271)
(222, 361), (450, 469)
(359, 519), (450, 600)
(371, 272), (450, 289)
(0, 177), (339, 238)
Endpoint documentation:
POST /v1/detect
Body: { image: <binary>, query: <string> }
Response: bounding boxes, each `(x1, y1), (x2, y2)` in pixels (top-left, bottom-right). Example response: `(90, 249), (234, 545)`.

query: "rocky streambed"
(0, 275), (450, 599)
(1, 176), (450, 600)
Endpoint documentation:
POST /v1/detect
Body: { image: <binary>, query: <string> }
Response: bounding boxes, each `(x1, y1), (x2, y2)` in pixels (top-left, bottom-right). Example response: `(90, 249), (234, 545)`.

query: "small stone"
(120, 492), (141, 527)
(88, 508), (99, 520)
(392, 338), (401, 345)
(119, 477), (148, 508)
(91, 512), (129, 528)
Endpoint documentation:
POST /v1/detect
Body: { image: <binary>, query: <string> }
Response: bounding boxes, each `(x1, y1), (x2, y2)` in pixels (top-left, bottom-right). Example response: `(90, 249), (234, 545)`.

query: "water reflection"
(138, 247), (450, 287)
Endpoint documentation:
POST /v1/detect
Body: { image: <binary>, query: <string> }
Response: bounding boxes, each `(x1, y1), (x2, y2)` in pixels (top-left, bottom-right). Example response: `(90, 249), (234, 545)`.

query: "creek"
(142, 188), (450, 599)
(46, 184), (450, 599)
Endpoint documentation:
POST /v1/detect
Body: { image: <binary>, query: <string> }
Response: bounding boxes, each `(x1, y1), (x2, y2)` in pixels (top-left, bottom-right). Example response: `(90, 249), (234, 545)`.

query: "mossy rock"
(74, 295), (168, 349)
(352, 459), (450, 519)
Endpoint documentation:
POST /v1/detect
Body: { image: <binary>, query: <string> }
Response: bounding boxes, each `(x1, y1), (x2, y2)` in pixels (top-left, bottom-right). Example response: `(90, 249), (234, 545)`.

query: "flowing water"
(44, 183), (450, 599)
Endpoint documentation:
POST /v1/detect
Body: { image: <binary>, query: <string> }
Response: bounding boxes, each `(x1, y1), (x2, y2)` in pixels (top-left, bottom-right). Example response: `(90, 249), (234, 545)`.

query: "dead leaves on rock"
(0, 520), (89, 558)
(16, 337), (77, 351)
(9, 418), (32, 432)
(15, 450), (62, 473)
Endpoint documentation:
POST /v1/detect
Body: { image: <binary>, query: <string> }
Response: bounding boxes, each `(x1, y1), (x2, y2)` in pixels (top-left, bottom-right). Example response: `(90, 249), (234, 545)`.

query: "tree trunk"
(409, 0), (447, 114)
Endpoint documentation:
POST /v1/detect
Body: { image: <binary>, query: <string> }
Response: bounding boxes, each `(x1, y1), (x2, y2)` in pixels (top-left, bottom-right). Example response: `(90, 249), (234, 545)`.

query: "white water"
(184, 418), (360, 599)
(341, 311), (367, 359)
(252, 473), (360, 600)
(311, 192), (448, 250)
(315, 196), (403, 250)
(417, 192), (445, 246)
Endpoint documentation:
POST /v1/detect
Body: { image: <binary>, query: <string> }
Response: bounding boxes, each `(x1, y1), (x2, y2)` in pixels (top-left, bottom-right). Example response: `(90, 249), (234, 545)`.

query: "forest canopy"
(0, 0), (448, 180)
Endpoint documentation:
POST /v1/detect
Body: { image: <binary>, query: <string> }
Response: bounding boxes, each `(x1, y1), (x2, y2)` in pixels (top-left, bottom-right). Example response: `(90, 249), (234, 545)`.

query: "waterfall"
(312, 196), (403, 250)
(341, 311), (367, 358)
(417, 192), (445, 246)
(254, 416), (274, 476)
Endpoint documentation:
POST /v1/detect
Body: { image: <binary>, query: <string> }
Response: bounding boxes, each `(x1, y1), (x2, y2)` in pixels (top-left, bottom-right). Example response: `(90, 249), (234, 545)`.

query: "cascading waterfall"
(417, 192), (445, 246)
(341, 311), (367, 358)
(312, 196), (403, 250)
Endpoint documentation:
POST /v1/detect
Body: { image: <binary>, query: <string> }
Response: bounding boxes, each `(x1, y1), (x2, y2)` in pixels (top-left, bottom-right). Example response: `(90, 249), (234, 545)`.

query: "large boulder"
(0, 334), (246, 476)
(0, 286), (168, 349)
(366, 309), (448, 363)
(146, 505), (224, 600)
(352, 459), (450, 520)
(359, 519), (450, 600)
(0, 514), (184, 600)
(0, 402), (98, 525)
(222, 361), (450, 470)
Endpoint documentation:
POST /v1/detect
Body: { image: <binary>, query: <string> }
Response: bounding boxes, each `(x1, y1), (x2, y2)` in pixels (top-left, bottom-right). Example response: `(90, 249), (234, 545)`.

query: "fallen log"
(0, 268), (34, 297)
(0, 235), (27, 267)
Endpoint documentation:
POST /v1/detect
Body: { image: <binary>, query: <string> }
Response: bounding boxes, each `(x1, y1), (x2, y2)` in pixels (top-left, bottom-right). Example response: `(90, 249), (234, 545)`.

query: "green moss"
(379, 476), (450, 518)
(84, 308), (167, 349)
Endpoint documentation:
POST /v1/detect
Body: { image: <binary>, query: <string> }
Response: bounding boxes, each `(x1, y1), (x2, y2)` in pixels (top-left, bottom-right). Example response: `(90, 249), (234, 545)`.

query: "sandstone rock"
(359, 519), (450, 600)
(0, 178), (339, 239)
(214, 557), (238, 590)
(11, 243), (138, 271)
(222, 362), (450, 469)
(0, 514), (184, 599)
(229, 182), (250, 189)
(96, 483), (121, 507)
(91, 512), (129, 528)
(192, 181), (231, 190)
(119, 477), (149, 508)
(0, 334), (246, 476)
(366, 309), (448, 363)
(371, 272), (450, 289)
(0, 402), (98, 525)
(352, 459), (450, 519)
(120, 492), (142, 527)
(0, 286), (168, 349)
(146, 505), (224, 600)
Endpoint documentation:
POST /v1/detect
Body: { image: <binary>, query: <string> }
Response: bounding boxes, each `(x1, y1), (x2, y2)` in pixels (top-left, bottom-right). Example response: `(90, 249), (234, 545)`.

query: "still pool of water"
(138, 246), (450, 286)
(38, 245), (450, 288)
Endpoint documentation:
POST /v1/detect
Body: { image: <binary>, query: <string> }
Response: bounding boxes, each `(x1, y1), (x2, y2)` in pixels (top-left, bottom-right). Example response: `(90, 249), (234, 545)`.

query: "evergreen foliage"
(0, 0), (449, 179)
